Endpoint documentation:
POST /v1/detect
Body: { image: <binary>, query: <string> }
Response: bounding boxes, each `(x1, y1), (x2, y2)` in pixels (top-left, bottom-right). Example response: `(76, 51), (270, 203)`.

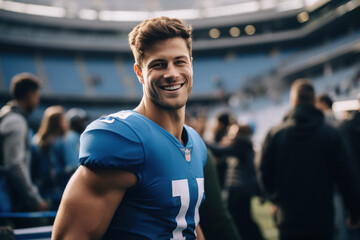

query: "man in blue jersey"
(52, 16), (207, 240)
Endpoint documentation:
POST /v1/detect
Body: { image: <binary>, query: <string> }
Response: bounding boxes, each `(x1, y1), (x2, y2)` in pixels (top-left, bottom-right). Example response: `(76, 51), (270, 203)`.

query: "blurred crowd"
(0, 73), (89, 222)
(0, 72), (359, 240)
(188, 78), (360, 240)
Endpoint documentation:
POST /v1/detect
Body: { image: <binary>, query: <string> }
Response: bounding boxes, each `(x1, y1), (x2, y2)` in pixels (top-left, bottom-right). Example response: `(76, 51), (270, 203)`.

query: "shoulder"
(84, 110), (147, 140)
(86, 110), (140, 135)
(266, 121), (291, 139)
(320, 123), (343, 142)
(1, 111), (26, 125)
(0, 111), (27, 133)
(79, 111), (145, 171)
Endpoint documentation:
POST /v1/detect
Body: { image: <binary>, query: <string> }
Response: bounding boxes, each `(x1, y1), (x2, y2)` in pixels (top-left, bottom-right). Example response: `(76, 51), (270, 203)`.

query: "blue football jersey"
(79, 110), (207, 240)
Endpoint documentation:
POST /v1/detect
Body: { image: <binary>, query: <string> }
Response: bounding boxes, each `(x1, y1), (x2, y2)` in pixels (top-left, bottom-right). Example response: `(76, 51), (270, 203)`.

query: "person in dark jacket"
(208, 123), (265, 240)
(257, 78), (360, 240)
(199, 149), (242, 240)
(186, 113), (242, 240)
(339, 109), (360, 240)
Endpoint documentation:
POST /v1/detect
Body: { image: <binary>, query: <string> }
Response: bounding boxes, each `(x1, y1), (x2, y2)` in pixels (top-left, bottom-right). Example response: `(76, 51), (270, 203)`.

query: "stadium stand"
(0, 0), (359, 239)
(82, 56), (127, 96)
(0, 52), (37, 91)
(41, 54), (86, 96)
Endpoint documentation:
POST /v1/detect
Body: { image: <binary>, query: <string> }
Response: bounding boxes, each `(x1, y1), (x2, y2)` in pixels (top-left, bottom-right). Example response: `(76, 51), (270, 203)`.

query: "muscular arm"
(52, 165), (137, 240)
(196, 225), (205, 240)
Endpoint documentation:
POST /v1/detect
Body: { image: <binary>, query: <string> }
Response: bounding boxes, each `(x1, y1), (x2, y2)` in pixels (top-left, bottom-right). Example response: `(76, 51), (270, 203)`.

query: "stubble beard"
(148, 84), (192, 111)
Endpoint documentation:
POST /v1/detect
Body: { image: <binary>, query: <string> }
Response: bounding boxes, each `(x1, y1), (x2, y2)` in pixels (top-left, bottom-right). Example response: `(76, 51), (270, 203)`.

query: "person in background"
(208, 123), (265, 240)
(31, 105), (69, 195)
(213, 112), (232, 143)
(186, 113), (242, 240)
(62, 108), (89, 178)
(0, 72), (47, 212)
(212, 112), (233, 189)
(315, 93), (339, 126)
(339, 107), (360, 240)
(316, 93), (346, 240)
(257, 78), (360, 240)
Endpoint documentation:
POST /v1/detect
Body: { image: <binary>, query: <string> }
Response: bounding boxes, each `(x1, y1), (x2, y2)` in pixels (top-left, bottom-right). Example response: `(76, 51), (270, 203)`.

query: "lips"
(159, 83), (184, 91)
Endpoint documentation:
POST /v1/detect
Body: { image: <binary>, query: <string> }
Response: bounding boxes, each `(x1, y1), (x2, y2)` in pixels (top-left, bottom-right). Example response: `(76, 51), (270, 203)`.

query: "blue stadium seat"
(42, 55), (86, 96)
(84, 57), (127, 97)
(0, 52), (37, 91)
(192, 53), (279, 94)
(121, 59), (143, 96)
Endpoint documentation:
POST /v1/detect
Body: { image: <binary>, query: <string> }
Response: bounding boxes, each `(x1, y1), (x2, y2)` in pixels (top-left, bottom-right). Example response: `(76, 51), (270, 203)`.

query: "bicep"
(52, 165), (137, 240)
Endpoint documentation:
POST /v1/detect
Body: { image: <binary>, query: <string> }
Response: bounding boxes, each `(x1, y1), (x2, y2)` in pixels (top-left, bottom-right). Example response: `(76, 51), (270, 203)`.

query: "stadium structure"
(0, 0), (359, 132)
(0, 0), (360, 238)
(0, 0), (360, 146)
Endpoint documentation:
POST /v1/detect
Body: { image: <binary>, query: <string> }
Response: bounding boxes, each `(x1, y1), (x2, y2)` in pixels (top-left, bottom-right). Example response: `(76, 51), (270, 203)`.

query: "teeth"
(162, 84), (182, 91)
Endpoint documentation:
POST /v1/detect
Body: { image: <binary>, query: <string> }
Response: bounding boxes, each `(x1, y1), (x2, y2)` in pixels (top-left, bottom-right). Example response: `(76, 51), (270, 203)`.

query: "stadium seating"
(83, 57), (127, 96)
(0, 27), (356, 99)
(42, 55), (86, 96)
(0, 52), (37, 91)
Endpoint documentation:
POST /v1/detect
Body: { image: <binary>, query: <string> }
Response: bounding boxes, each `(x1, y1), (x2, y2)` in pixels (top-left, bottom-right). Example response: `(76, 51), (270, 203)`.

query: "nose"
(163, 63), (179, 80)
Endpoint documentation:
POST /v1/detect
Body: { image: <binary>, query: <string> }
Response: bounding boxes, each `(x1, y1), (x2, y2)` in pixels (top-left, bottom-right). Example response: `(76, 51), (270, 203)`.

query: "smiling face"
(135, 37), (193, 110)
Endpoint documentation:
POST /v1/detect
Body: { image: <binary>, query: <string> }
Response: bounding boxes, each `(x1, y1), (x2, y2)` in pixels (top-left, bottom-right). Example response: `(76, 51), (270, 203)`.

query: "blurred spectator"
(186, 114), (241, 240)
(199, 149), (242, 240)
(315, 93), (339, 126)
(63, 108), (88, 175)
(212, 112), (233, 188)
(213, 112), (232, 143)
(208, 123), (265, 240)
(315, 93), (345, 240)
(339, 109), (360, 240)
(0, 73), (47, 212)
(339, 109), (360, 178)
(31, 106), (69, 195)
(257, 79), (360, 240)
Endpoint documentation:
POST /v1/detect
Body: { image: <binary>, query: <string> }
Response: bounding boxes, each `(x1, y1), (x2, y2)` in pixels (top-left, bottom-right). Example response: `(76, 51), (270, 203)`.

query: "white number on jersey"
(171, 178), (204, 240)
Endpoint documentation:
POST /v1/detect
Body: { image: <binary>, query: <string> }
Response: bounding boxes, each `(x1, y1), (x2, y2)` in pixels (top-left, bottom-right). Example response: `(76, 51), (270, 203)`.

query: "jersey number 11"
(171, 178), (204, 240)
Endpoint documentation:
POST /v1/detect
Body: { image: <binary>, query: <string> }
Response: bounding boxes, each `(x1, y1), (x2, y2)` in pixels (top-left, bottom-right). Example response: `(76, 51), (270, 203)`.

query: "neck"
(13, 100), (28, 115)
(134, 98), (185, 144)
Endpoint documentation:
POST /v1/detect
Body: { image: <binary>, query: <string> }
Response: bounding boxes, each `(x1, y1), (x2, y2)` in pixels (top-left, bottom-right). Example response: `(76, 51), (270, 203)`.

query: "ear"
(134, 64), (144, 84)
(190, 57), (194, 74)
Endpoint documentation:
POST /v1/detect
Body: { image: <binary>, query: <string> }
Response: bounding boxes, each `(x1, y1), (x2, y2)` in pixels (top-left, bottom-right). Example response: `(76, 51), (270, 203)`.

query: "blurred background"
(0, 1), (359, 238)
(0, 0), (359, 146)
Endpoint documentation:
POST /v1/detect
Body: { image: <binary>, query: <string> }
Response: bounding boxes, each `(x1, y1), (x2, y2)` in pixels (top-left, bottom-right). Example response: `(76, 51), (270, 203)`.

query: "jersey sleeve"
(79, 117), (145, 176)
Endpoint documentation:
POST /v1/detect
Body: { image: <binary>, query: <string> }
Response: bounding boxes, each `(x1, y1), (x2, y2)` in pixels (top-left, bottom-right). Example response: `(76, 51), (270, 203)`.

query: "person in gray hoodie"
(257, 78), (360, 240)
(0, 72), (46, 212)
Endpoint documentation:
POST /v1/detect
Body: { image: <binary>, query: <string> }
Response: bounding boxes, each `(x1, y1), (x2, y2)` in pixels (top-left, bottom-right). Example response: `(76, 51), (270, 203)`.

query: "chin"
(154, 100), (187, 110)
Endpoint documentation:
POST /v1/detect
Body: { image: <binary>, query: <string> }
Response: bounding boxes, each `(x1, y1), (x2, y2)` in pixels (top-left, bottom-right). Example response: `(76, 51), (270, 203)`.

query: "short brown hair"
(290, 78), (315, 105)
(128, 16), (193, 67)
(10, 72), (41, 100)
